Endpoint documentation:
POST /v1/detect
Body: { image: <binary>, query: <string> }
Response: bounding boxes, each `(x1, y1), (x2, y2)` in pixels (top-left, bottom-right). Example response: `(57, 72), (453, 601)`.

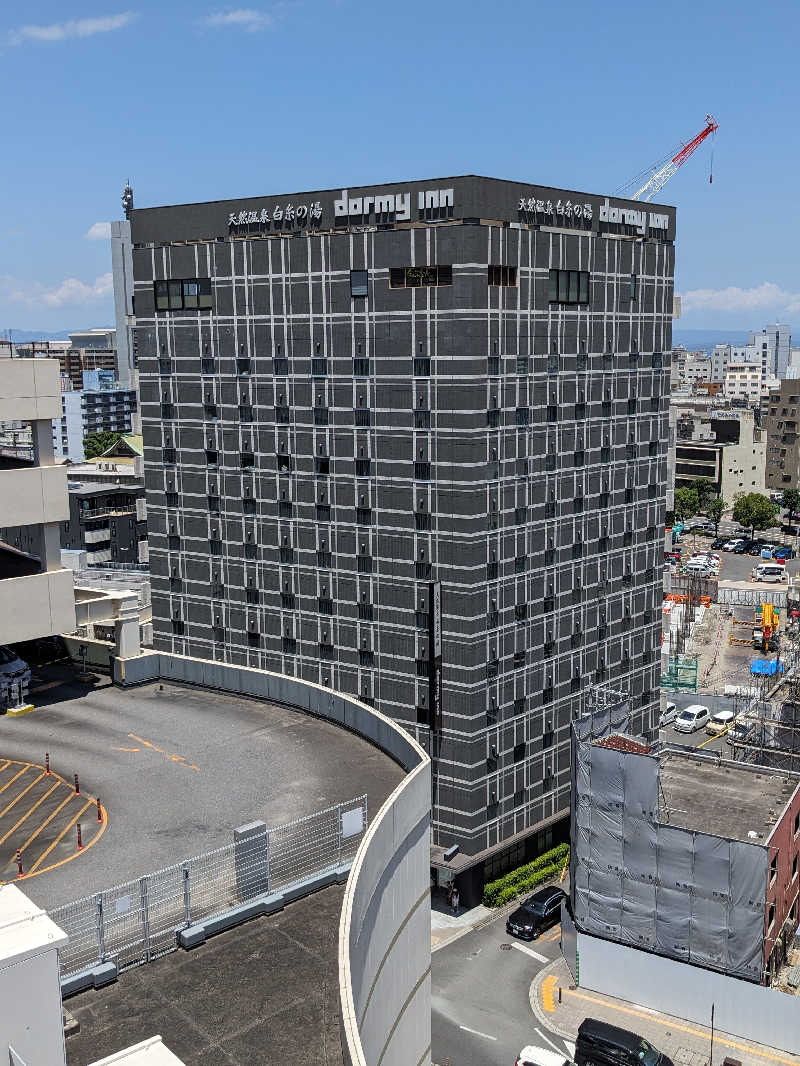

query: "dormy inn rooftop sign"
(518, 195), (668, 235)
(224, 184), (668, 235)
(228, 185), (454, 231)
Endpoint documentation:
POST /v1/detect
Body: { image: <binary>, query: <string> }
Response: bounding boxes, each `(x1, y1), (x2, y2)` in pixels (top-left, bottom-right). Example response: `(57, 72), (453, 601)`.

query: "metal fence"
(49, 795), (367, 981)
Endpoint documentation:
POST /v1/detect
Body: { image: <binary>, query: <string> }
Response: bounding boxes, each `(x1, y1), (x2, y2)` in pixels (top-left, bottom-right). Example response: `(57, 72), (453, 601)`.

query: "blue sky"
(1, 0), (798, 333)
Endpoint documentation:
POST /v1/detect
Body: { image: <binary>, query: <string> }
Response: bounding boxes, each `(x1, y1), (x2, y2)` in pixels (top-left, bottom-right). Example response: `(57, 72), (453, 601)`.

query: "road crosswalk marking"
(512, 942), (549, 963)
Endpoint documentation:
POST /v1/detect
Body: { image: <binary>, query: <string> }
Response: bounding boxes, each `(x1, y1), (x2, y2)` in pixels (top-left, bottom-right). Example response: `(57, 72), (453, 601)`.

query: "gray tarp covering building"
(571, 701), (769, 982)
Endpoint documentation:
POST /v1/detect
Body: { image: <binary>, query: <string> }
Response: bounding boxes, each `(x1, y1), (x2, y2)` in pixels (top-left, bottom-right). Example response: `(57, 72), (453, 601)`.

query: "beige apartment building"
(0, 360), (76, 655)
(674, 408), (765, 500)
(766, 380), (800, 491)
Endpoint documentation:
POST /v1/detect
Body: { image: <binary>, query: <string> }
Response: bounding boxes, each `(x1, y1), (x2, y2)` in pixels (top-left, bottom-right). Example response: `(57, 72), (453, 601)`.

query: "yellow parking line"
(565, 988), (799, 1066)
(542, 975), (557, 1013)
(26, 798), (92, 874)
(0, 771), (45, 818)
(0, 766), (30, 795)
(0, 781), (60, 845)
(29, 802), (108, 879)
(16, 790), (74, 855)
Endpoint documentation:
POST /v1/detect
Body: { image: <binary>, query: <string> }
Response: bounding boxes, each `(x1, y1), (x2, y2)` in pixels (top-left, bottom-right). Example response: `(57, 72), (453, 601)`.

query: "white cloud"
(86, 221), (112, 241)
(0, 273), (113, 308)
(679, 282), (800, 314)
(201, 8), (273, 31)
(8, 12), (136, 46)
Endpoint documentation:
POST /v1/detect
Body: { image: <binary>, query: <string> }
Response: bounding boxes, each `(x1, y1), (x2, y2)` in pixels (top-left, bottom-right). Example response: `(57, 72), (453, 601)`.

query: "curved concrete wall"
(117, 651), (432, 1066)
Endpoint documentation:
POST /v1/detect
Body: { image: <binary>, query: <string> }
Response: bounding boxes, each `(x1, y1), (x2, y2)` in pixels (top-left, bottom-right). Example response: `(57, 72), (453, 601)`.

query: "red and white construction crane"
(618, 114), (719, 202)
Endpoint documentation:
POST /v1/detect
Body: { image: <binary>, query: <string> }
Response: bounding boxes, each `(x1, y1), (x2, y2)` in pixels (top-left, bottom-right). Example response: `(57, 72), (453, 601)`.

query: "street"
(432, 910), (567, 1066)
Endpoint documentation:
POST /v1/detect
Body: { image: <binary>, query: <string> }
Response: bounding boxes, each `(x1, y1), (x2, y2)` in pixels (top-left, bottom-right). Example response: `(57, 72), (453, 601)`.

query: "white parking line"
(534, 1028), (562, 1052)
(459, 1025), (497, 1041)
(512, 942), (549, 963)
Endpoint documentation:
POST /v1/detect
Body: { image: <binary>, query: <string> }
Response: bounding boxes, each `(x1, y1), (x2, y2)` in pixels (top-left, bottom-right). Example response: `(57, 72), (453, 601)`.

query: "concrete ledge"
(62, 960), (119, 998)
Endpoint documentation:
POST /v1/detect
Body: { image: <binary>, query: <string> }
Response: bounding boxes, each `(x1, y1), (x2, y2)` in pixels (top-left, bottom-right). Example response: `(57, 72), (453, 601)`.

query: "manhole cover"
(500, 943), (512, 951)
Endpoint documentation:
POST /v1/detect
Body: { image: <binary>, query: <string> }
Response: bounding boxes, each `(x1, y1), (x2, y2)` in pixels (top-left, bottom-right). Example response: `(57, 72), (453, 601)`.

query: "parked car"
(781, 524), (799, 536)
(732, 540), (749, 554)
(517, 1048), (576, 1066)
(721, 539), (741, 551)
(706, 709), (737, 736)
(506, 886), (567, 941)
(660, 701), (677, 727)
(674, 704), (710, 733)
(774, 546), (796, 560)
(751, 563), (787, 583)
(575, 1019), (673, 1066)
(683, 559), (714, 575)
(748, 542), (767, 555)
(711, 537), (726, 549)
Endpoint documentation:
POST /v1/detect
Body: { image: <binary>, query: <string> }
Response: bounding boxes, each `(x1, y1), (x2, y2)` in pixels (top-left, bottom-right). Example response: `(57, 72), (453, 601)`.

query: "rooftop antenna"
(122, 180), (134, 220)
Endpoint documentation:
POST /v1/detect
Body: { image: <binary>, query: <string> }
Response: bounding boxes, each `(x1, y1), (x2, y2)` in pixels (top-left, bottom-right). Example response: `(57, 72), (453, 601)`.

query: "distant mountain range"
(1, 328), (114, 344)
(672, 328), (799, 353)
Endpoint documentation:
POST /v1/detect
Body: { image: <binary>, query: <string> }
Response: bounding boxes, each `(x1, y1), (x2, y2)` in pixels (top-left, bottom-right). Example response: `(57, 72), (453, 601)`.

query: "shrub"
(482, 842), (569, 908)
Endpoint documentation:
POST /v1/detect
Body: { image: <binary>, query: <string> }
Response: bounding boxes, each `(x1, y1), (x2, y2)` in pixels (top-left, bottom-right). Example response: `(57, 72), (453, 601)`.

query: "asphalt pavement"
(432, 908), (568, 1066)
(1, 664), (403, 909)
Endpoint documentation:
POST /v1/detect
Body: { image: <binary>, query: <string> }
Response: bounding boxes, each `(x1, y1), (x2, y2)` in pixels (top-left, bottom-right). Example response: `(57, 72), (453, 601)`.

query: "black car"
(506, 885), (566, 940)
(710, 537), (726, 549)
(575, 1018), (673, 1066)
(732, 540), (749, 553)
(748, 542), (766, 555)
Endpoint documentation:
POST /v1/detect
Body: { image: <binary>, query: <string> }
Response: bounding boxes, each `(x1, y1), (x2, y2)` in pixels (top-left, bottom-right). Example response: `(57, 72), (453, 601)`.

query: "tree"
(782, 488), (800, 524)
(689, 477), (716, 512)
(706, 496), (726, 535)
(732, 492), (779, 540)
(83, 431), (122, 460)
(673, 487), (699, 524)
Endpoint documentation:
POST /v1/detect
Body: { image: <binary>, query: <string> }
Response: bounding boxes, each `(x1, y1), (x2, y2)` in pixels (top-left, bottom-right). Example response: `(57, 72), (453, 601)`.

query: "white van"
(516, 1048), (575, 1066)
(674, 704), (710, 733)
(751, 564), (787, 584)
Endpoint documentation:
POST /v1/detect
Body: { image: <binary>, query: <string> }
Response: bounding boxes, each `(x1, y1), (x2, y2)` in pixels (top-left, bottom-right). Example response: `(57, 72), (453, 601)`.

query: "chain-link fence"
(50, 795), (367, 981)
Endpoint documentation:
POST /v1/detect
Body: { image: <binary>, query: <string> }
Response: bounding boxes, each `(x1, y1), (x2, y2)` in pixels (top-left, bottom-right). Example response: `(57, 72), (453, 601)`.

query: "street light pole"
(710, 1001), (715, 1066)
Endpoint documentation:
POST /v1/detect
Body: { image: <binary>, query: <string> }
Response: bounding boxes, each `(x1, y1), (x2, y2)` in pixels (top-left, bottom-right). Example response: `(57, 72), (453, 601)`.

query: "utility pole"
(710, 1001), (715, 1065)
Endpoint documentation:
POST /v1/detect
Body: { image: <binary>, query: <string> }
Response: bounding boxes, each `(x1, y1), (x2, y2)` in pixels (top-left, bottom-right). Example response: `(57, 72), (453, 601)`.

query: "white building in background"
(52, 371), (138, 462)
(749, 323), (791, 380)
(785, 348), (800, 379)
(711, 343), (758, 383)
(724, 361), (764, 404)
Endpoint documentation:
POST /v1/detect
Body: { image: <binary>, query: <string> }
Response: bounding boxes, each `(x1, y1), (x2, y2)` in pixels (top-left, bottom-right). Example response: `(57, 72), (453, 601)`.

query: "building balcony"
(0, 465), (69, 527)
(83, 527), (111, 545)
(0, 568), (75, 644)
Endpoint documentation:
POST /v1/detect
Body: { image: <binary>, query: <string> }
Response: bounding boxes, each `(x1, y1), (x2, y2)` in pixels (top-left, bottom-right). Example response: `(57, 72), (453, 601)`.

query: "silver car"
(660, 701), (677, 727)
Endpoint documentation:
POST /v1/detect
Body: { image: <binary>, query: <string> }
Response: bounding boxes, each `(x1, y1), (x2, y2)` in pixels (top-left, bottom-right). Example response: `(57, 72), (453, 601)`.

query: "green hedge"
(482, 842), (569, 908)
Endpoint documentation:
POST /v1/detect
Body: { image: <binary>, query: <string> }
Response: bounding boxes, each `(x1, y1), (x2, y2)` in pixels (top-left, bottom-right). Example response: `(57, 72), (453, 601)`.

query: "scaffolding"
(727, 619), (800, 771)
(661, 569), (702, 692)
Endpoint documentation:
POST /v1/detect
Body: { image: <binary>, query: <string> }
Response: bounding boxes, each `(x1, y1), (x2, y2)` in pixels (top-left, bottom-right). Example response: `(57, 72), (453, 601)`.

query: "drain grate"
(500, 943), (512, 951)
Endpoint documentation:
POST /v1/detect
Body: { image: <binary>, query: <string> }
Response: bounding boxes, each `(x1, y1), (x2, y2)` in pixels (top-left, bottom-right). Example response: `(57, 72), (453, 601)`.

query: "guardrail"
(51, 796), (367, 992)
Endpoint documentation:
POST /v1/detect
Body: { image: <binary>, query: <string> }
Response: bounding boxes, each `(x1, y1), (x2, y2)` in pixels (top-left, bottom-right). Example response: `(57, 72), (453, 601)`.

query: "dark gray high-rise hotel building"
(122, 176), (675, 896)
